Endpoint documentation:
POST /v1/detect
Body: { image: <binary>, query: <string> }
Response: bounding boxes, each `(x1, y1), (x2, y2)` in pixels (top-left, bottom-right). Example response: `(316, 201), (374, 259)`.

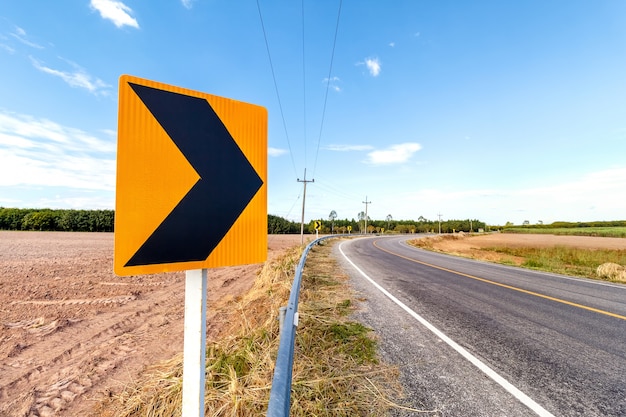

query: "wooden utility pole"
(362, 196), (372, 234)
(297, 169), (314, 245)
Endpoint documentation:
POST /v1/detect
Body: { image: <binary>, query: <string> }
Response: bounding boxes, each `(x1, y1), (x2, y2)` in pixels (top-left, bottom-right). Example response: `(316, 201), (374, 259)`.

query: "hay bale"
(596, 263), (626, 281)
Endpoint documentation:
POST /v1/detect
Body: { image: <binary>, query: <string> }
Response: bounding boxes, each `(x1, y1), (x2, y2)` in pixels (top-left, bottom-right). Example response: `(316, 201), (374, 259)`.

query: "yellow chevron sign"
(115, 75), (267, 275)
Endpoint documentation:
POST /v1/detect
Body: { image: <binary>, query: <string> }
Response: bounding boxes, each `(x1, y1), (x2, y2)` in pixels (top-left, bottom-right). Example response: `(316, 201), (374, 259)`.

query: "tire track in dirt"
(0, 280), (185, 416)
(12, 295), (137, 306)
(0, 232), (303, 416)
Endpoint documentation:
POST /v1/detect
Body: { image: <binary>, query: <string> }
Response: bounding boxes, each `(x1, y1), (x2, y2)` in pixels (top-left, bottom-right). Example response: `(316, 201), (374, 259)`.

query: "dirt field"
(3, 232), (623, 416)
(414, 232), (626, 264)
(0, 232), (304, 417)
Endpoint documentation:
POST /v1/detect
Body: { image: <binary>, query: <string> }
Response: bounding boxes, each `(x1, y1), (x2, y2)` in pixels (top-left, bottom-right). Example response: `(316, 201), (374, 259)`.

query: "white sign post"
(182, 269), (208, 417)
(115, 76), (267, 417)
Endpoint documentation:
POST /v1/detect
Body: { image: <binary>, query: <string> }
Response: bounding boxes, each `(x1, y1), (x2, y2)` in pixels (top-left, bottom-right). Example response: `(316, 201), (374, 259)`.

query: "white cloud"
(90, 0), (139, 29)
(323, 76), (341, 92)
(0, 111), (115, 191)
(0, 43), (15, 54)
(325, 144), (374, 152)
(101, 129), (117, 138)
(10, 26), (44, 49)
(389, 42), (395, 47)
(514, 167), (626, 214)
(365, 143), (422, 165)
(0, 196), (22, 206)
(30, 57), (111, 95)
(362, 57), (381, 77)
(394, 166), (626, 225)
(181, 0), (196, 9)
(34, 195), (114, 210)
(268, 147), (287, 157)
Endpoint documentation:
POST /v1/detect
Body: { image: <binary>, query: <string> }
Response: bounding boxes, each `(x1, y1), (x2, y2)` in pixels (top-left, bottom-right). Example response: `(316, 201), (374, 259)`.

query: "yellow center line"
(372, 239), (626, 322)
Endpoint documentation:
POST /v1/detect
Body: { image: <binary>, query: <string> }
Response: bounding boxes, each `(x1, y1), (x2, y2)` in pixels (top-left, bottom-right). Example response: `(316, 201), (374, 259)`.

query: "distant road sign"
(314, 221), (322, 230)
(115, 75), (267, 275)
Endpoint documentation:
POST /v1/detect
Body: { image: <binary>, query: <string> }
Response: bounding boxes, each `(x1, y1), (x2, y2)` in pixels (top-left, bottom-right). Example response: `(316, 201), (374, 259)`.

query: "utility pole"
(297, 169), (314, 245)
(362, 196), (372, 234)
(437, 212), (442, 234)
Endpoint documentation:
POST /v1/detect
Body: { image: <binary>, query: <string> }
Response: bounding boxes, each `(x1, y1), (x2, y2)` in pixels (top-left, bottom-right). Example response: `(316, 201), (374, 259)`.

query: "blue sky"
(1, 1), (625, 226)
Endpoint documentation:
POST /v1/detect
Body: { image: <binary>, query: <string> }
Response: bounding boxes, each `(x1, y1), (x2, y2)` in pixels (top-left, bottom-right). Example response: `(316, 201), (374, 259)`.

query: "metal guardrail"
(266, 234), (340, 416)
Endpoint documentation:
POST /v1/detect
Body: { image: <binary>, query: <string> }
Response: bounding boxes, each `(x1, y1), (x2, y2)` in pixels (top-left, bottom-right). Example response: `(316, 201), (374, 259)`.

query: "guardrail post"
(278, 306), (287, 333)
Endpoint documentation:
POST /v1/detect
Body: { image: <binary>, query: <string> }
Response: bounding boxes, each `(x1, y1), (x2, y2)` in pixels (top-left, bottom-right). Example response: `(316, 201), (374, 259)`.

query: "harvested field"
(430, 232), (626, 251)
(5, 231), (623, 415)
(0, 231), (304, 417)
(412, 232), (626, 270)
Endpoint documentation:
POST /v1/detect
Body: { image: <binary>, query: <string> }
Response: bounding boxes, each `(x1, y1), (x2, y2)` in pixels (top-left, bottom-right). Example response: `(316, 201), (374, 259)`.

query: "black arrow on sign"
(125, 83), (263, 267)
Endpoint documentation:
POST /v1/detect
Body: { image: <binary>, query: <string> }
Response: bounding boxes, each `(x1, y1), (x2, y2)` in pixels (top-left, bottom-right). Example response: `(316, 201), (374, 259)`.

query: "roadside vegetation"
(2, 208), (488, 238)
(482, 245), (626, 279)
(99, 240), (405, 416)
(0, 207), (114, 231)
(270, 213), (487, 236)
(503, 220), (626, 238)
(504, 226), (626, 238)
(410, 234), (626, 282)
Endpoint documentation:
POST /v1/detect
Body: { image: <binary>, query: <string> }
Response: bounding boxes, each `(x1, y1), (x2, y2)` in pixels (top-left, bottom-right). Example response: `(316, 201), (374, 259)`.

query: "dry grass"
(478, 245), (626, 280)
(100, 240), (404, 416)
(409, 234), (626, 281)
(596, 263), (626, 282)
(504, 226), (626, 238)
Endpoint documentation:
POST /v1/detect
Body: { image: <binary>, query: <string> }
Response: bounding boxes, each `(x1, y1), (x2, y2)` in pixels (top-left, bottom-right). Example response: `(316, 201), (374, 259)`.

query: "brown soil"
(416, 233), (626, 265)
(0, 232), (304, 417)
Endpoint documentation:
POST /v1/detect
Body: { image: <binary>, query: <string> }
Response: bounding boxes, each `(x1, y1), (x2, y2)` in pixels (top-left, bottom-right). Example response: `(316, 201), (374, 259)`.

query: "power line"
(301, 0), (308, 170)
(257, 0), (343, 187)
(314, 182), (356, 201)
(284, 193), (301, 220)
(313, 177), (361, 202)
(255, 0), (298, 177)
(312, 0), (343, 178)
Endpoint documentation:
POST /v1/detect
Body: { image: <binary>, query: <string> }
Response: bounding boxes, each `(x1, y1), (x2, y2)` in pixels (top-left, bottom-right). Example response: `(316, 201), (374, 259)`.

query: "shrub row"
(1, 208), (491, 236)
(505, 220), (626, 229)
(0, 208), (114, 232)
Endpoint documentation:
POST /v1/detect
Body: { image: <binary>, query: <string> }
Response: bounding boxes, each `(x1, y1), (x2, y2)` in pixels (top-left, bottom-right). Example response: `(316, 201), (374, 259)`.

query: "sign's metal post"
(182, 269), (208, 417)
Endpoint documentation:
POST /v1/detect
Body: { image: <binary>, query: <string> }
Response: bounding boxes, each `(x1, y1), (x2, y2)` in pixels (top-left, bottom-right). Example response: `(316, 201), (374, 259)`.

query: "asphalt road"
(335, 235), (626, 416)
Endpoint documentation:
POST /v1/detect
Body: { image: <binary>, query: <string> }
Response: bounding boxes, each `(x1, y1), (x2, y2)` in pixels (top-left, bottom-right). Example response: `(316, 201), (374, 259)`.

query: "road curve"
(335, 235), (626, 416)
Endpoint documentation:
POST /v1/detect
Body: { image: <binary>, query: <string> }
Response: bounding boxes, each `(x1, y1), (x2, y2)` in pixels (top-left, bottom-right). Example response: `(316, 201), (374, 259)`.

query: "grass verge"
(482, 245), (626, 279)
(409, 234), (626, 282)
(98, 240), (402, 416)
(503, 227), (626, 238)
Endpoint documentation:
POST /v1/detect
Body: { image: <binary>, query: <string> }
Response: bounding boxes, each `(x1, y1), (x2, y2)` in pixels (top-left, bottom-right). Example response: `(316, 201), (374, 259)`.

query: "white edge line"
(339, 241), (555, 417)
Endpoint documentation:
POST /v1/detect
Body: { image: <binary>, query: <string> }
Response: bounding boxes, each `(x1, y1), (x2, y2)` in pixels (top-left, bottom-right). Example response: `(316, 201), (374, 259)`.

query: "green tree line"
(313, 217), (487, 234)
(267, 214), (302, 234)
(269, 213), (488, 235)
(1, 208), (491, 235)
(0, 208), (115, 232)
(504, 220), (626, 229)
